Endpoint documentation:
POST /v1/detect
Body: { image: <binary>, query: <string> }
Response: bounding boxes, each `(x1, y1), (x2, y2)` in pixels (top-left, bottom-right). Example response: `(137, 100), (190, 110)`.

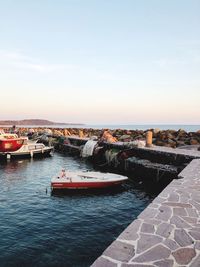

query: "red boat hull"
(0, 139), (24, 152)
(51, 181), (123, 189)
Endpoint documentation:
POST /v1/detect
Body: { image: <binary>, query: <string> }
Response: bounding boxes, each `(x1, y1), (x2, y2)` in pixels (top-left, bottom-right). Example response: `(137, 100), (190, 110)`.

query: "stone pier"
(91, 149), (200, 266)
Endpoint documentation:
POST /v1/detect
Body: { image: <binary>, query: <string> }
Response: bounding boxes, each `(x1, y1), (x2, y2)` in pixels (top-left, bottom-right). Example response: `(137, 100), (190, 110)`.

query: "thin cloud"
(0, 49), (74, 73)
(0, 49), (118, 81)
(154, 58), (186, 68)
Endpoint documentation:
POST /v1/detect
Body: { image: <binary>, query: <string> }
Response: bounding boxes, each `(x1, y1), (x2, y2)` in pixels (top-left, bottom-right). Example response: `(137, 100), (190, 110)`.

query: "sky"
(0, 0), (200, 124)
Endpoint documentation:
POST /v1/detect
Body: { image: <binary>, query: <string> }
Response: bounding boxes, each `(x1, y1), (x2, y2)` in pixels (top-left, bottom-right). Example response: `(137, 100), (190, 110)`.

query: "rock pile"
(1, 127), (200, 148)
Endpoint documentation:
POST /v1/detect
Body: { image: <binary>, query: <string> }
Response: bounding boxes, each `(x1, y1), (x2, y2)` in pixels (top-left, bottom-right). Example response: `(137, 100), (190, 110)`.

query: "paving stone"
(136, 234), (163, 254)
(186, 208), (199, 218)
(163, 239), (180, 250)
(156, 222), (174, 238)
(148, 203), (159, 209)
(182, 216), (197, 224)
(189, 230), (200, 240)
(168, 192), (179, 202)
(179, 196), (191, 204)
(174, 229), (194, 246)
(193, 181), (200, 185)
(172, 248), (196, 265)
(144, 219), (162, 226)
(176, 190), (190, 198)
(170, 179), (183, 186)
(190, 254), (200, 267)
(194, 241), (200, 250)
(91, 256), (118, 267)
(162, 188), (175, 194)
(118, 219), (141, 241)
(191, 224), (200, 229)
(132, 244), (171, 263)
(191, 227), (200, 232)
(159, 192), (169, 198)
(170, 216), (191, 228)
(180, 198), (191, 204)
(154, 259), (174, 267)
(156, 206), (172, 222)
(189, 200), (200, 211)
(104, 241), (135, 262)
(153, 197), (166, 204)
(173, 207), (187, 216)
(163, 202), (192, 208)
(121, 264), (155, 267)
(191, 193), (200, 203)
(179, 196), (191, 203)
(138, 208), (158, 220)
(141, 223), (155, 234)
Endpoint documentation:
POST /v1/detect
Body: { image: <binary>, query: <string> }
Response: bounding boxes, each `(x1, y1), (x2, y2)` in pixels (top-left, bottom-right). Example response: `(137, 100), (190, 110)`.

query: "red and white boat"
(51, 171), (128, 190)
(0, 131), (53, 159)
(0, 133), (26, 152)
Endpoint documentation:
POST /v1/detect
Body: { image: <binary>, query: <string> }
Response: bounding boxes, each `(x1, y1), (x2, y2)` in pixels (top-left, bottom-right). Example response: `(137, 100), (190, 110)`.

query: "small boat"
(0, 132), (53, 159)
(51, 171), (128, 190)
(0, 133), (26, 152)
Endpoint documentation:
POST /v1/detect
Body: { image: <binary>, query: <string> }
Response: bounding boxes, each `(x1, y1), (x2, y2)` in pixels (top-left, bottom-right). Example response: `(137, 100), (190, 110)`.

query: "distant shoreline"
(0, 119), (84, 126)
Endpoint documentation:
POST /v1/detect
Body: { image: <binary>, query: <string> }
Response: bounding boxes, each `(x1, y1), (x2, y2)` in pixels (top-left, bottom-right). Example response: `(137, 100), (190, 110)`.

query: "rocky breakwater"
(23, 128), (200, 148)
(110, 128), (200, 149)
(153, 129), (200, 149)
(2, 127), (200, 149)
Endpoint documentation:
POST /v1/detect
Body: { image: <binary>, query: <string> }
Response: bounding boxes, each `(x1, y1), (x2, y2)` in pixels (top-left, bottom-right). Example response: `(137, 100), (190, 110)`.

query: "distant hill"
(0, 119), (84, 126)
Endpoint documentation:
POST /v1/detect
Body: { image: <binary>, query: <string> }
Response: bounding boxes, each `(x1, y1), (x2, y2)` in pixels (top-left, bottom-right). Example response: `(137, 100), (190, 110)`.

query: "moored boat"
(51, 171), (128, 190)
(0, 131), (53, 159)
(0, 133), (27, 152)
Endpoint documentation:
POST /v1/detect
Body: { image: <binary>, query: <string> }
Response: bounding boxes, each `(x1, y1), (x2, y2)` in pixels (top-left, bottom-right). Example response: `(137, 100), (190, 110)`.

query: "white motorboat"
(51, 171), (128, 190)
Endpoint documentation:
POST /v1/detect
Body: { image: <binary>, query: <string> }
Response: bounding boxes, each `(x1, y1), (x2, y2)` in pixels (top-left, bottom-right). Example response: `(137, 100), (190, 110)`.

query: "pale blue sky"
(0, 0), (200, 124)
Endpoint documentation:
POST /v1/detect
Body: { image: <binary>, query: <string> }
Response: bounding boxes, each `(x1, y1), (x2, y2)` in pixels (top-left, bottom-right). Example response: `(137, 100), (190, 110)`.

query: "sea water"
(1, 124), (199, 132)
(0, 153), (155, 267)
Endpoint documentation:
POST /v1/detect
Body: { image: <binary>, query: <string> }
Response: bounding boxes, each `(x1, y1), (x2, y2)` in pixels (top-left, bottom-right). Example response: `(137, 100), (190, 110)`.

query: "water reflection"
(0, 153), (155, 267)
(51, 184), (126, 198)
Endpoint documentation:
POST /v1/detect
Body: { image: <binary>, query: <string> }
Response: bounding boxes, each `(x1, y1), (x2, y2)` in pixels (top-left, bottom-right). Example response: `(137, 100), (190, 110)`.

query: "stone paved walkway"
(143, 146), (200, 158)
(91, 158), (200, 267)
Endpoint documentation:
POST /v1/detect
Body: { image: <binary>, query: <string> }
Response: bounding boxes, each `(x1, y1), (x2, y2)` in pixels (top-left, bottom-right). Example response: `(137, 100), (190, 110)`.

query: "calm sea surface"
(83, 124), (200, 132)
(0, 153), (155, 267)
(1, 124), (200, 132)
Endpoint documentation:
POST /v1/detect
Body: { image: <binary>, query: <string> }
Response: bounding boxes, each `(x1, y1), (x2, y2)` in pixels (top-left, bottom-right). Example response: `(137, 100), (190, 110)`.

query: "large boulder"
(190, 138), (199, 145)
(43, 128), (53, 136)
(53, 129), (63, 136)
(177, 129), (187, 137)
(119, 135), (131, 142)
(176, 140), (186, 147)
(155, 140), (166, 146)
(167, 138), (176, 148)
(64, 129), (71, 136)
(153, 128), (160, 134)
